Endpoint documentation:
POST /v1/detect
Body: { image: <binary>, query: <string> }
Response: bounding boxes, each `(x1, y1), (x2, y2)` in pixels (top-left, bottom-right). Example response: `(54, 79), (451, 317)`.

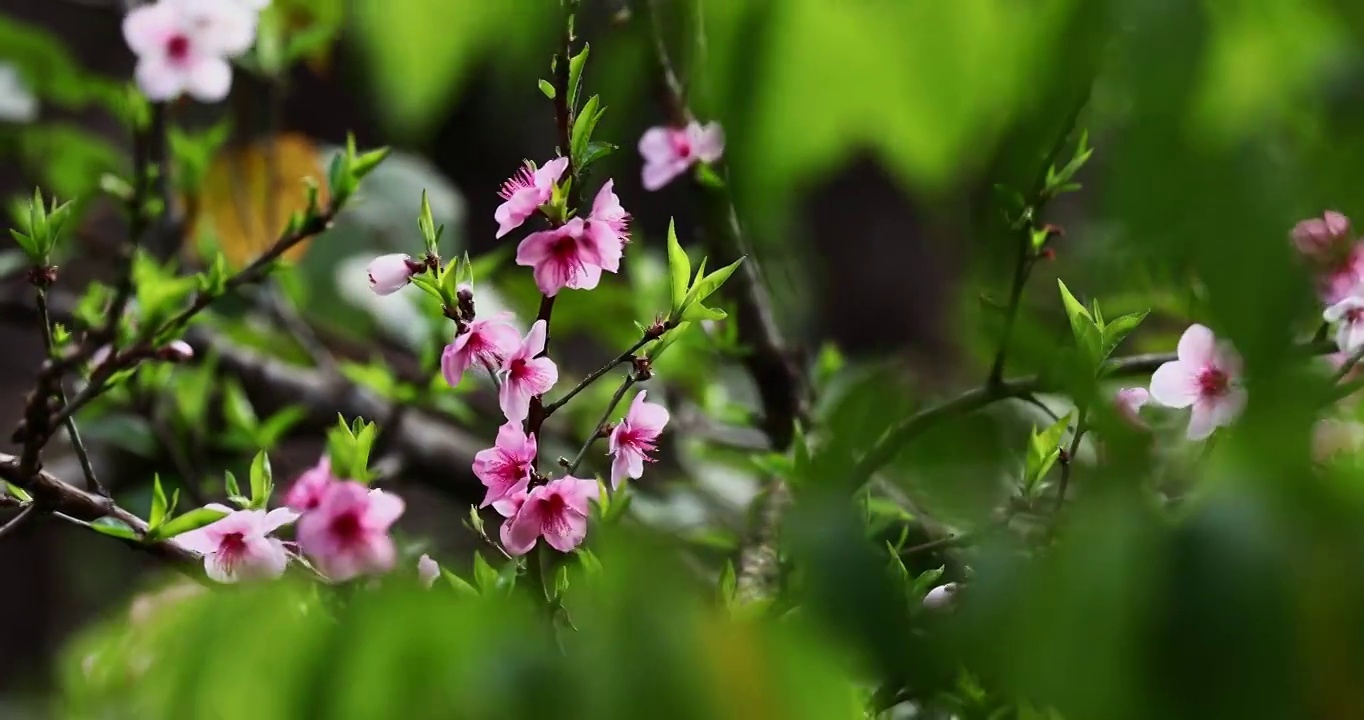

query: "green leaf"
(578, 141), (617, 170)
(666, 218), (690, 314)
(1100, 310), (1149, 362)
(680, 303), (728, 322)
(152, 507), (228, 540)
(90, 517), (138, 541)
(684, 257), (744, 308)
(417, 188), (441, 254)
(910, 565), (946, 599)
(1024, 411), (1072, 494)
(537, 78), (556, 99)
(472, 551), (498, 594)
(249, 451), (272, 509)
(569, 95), (605, 170)
(221, 379), (259, 433)
(442, 568), (480, 597)
(224, 470), (241, 499)
(1057, 279), (1102, 372)
(149, 475), (169, 529)
(256, 407), (306, 449)
(566, 43), (589, 112)
(5, 483), (32, 503)
(718, 561), (737, 604)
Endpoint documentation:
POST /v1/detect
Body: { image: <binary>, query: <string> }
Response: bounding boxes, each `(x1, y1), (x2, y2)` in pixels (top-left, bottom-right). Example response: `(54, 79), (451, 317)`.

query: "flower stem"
(566, 375), (635, 476)
(542, 332), (657, 418)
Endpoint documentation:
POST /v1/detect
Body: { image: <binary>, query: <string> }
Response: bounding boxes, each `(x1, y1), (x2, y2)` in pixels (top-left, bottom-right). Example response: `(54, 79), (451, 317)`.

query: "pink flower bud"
(417, 554), (440, 589)
(1114, 387), (1150, 429)
(1292, 211), (1352, 262)
(367, 254), (416, 295)
(922, 582), (959, 610)
(158, 339), (194, 362)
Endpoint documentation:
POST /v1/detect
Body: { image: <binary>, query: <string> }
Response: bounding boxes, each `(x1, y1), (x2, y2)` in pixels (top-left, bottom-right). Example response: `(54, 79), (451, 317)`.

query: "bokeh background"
(1, 0), (1364, 717)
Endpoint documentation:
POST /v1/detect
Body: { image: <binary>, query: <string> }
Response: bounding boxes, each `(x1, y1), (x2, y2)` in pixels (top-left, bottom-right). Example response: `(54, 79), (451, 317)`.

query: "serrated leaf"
(90, 517), (138, 541)
(1057, 279), (1102, 372)
(666, 218), (690, 313)
(1100, 310), (1148, 361)
(578, 140), (616, 170)
(152, 506), (228, 540)
(472, 551), (498, 594)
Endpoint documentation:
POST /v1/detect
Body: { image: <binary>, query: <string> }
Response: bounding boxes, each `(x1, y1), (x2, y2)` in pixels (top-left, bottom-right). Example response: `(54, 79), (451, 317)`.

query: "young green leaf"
(684, 256), (744, 308)
(1058, 279), (1102, 371)
(152, 506), (229, 540)
(578, 141), (617, 171)
(718, 560), (737, 604)
(566, 43), (590, 112)
(1024, 411), (1072, 494)
(1100, 310), (1149, 362)
(149, 474), (169, 529)
(90, 517), (139, 541)
(537, 78), (556, 99)
(443, 568), (481, 597)
(666, 219), (690, 314)
(249, 450), (272, 509)
(472, 551), (498, 594)
(569, 95), (605, 169)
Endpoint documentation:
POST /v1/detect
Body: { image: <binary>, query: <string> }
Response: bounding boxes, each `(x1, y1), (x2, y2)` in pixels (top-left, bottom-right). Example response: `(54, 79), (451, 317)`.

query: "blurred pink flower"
(122, 0), (255, 102)
(417, 554), (440, 589)
(1316, 244), (1364, 306)
(495, 157), (569, 238)
(442, 314), (521, 388)
(175, 504), (296, 583)
(1291, 211), (1352, 262)
(608, 390), (669, 489)
(501, 476), (598, 555)
(583, 180), (629, 273)
(638, 121), (725, 191)
(1114, 387), (1151, 429)
(497, 320), (558, 423)
(296, 481), (405, 582)
(473, 422), (537, 508)
(367, 253), (416, 295)
(515, 218), (608, 296)
(1149, 324), (1246, 441)
(1325, 295), (1364, 354)
(283, 456), (336, 512)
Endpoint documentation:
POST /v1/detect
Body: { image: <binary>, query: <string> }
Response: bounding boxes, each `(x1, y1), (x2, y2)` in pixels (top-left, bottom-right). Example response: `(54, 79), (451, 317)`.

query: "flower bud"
(157, 340), (194, 363)
(417, 554), (440, 589)
(922, 582), (959, 610)
(1114, 387), (1150, 429)
(1291, 211), (1352, 263)
(367, 253), (416, 296)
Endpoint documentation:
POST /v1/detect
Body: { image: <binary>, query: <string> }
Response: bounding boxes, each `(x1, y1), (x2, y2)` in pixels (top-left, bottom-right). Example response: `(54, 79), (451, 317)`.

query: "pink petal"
(184, 56), (232, 103)
(534, 157), (570, 189)
(365, 489), (405, 530)
(584, 222), (623, 274)
(626, 391), (670, 434)
(504, 500), (545, 556)
(238, 536), (290, 580)
(122, 3), (177, 56)
(531, 256), (575, 296)
(1149, 361), (1199, 409)
(134, 58), (187, 102)
(261, 507), (299, 534)
(523, 320), (548, 358)
(642, 161), (687, 192)
(499, 377), (535, 424)
(521, 356), (559, 396)
(441, 337), (474, 388)
(543, 510), (588, 553)
(1186, 401), (1218, 441)
(1325, 211), (1350, 237)
(1211, 387), (1247, 428)
(564, 261), (604, 291)
(496, 191), (542, 239)
(557, 476), (600, 516)
(638, 127), (678, 166)
(610, 452), (630, 490)
(690, 122), (726, 163)
(1176, 324), (1217, 365)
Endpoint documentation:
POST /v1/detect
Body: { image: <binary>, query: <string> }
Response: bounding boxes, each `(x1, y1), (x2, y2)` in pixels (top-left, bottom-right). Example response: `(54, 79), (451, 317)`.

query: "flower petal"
(184, 56), (232, 103)
(1149, 361), (1199, 409)
(1186, 401), (1218, 441)
(1177, 324), (1217, 365)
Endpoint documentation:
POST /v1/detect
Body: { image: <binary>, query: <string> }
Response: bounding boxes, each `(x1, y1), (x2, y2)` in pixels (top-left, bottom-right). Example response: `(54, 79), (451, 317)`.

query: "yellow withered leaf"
(188, 133), (328, 269)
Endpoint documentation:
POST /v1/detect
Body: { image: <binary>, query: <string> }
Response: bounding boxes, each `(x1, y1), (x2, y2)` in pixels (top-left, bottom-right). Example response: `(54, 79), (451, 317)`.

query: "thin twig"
(36, 289), (106, 496)
(0, 503), (39, 542)
(542, 332), (657, 417)
(1053, 407), (1088, 514)
(566, 376), (635, 475)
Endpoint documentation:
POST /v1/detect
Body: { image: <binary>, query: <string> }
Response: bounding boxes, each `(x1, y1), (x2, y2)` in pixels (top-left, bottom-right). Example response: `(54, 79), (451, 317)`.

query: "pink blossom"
(1291, 211), (1352, 262)
(175, 504), (296, 583)
(159, 340), (194, 362)
(296, 481), (405, 582)
(497, 320), (558, 423)
(1316, 244), (1364, 306)
(608, 390), (669, 489)
(515, 218), (611, 296)
(417, 554), (440, 589)
(582, 180), (629, 273)
(1149, 324), (1246, 441)
(367, 253), (416, 295)
(501, 476), (598, 555)
(283, 456), (336, 512)
(442, 314), (521, 388)
(122, 0), (256, 103)
(473, 422), (537, 508)
(495, 157), (569, 238)
(1114, 387), (1151, 429)
(638, 121), (725, 191)
(1325, 295), (1364, 354)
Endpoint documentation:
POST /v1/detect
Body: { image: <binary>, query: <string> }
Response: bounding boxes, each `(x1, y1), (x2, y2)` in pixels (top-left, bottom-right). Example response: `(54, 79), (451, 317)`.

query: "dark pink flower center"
(1197, 366), (1229, 398)
(499, 163), (537, 200)
(166, 34), (191, 62)
(671, 132), (692, 159)
(1347, 308), (1364, 325)
(508, 357), (527, 380)
(217, 532), (246, 572)
(618, 428), (657, 457)
(329, 510), (365, 546)
(541, 494), (570, 535)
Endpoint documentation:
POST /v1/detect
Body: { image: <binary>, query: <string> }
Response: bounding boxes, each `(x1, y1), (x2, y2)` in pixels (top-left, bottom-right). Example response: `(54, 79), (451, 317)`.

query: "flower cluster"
(177, 456), (406, 584)
(122, 0), (267, 103)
